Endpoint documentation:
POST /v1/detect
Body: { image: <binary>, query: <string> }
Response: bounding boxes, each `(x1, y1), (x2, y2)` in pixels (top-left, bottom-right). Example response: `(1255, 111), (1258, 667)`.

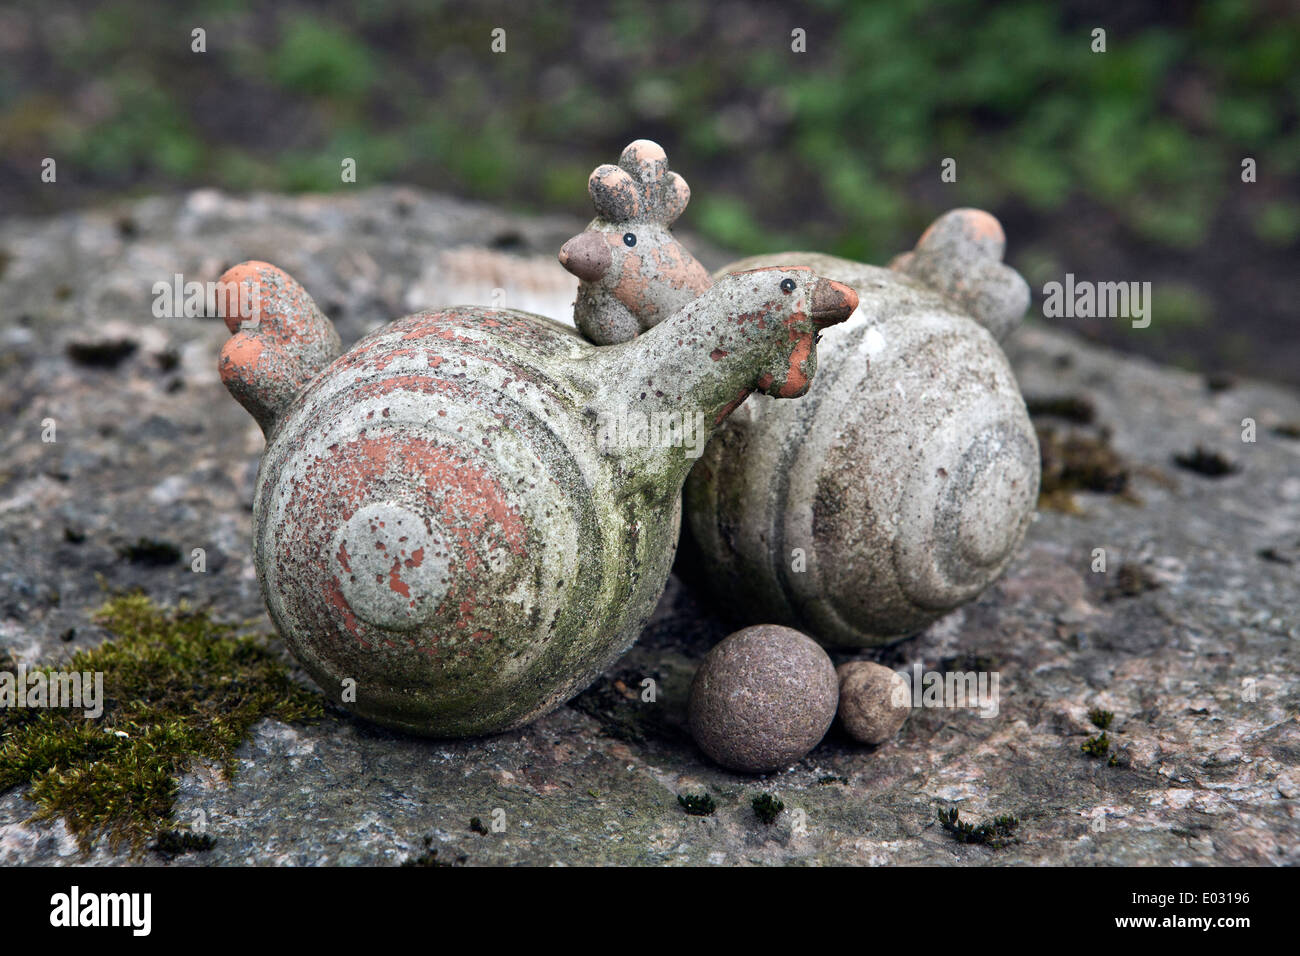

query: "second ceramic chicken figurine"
(560, 141), (1040, 647)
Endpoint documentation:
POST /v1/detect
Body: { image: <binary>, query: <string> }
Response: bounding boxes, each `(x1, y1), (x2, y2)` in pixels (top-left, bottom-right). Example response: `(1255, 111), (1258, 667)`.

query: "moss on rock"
(0, 594), (322, 853)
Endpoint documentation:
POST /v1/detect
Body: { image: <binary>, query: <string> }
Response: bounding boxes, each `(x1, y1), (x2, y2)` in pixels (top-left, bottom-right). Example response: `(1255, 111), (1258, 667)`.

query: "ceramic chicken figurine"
(558, 139), (712, 344)
(561, 141), (1039, 647)
(217, 259), (857, 736)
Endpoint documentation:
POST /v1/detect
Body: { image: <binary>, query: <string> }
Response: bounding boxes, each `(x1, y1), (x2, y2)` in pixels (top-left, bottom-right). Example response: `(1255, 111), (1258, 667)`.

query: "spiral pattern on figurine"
(250, 308), (629, 734)
(685, 286), (1039, 648)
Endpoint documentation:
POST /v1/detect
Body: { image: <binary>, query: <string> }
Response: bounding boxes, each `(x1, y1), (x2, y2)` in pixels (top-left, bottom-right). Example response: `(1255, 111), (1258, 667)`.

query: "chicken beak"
(558, 233), (612, 282)
(809, 278), (858, 328)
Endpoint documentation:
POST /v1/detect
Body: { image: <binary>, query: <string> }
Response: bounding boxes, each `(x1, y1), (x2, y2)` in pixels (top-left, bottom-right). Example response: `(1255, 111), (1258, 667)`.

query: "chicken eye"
(623, 233), (637, 247)
(780, 278), (796, 294)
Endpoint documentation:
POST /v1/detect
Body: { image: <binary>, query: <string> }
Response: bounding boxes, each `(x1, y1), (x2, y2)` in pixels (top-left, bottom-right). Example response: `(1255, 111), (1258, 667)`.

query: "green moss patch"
(752, 792), (783, 825)
(0, 594), (322, 853)
(938, 807), (1020, 849)
(1088, 708), (1115, 730)
(1081, 732), (1112, 758)
(677, 792), (716, 816)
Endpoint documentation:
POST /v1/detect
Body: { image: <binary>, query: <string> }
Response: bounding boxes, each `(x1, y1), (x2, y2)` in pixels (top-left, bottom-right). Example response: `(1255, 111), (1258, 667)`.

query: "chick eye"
(780, 278), (796, 294)
(623, 233), (637, 247)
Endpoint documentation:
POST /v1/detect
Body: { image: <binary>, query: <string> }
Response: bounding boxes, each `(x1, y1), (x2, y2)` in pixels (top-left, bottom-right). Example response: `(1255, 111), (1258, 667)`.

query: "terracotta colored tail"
(217, 261), (342, 434)
(889, 209), (1030, 342)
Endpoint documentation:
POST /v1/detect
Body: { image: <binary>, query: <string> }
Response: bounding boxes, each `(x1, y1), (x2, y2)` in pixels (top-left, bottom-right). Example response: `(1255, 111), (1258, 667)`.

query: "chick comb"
(588, 139), (691, 226)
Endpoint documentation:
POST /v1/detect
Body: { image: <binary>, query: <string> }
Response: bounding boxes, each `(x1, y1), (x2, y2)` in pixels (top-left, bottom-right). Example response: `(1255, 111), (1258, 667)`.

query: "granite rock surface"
(0, 189), (1296, 865)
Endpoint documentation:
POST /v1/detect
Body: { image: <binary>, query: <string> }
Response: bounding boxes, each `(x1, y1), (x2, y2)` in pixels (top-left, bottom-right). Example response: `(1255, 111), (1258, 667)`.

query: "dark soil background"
(1, 0), (1297, 383)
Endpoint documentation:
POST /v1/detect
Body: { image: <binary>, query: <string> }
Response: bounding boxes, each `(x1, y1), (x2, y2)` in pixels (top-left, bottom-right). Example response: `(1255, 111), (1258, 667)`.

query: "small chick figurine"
(558, 139), (712, 344)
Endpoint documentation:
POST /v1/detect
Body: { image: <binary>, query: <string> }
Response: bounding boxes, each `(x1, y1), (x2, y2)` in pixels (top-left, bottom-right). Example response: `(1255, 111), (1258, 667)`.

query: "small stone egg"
(836, 661), (910, 745)
(687, 625), (838, 773)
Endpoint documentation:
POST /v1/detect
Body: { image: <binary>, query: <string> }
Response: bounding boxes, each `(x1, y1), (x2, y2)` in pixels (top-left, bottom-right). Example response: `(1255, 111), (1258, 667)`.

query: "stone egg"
(688, 625), (838, 773)
(836, 661), (910, 745)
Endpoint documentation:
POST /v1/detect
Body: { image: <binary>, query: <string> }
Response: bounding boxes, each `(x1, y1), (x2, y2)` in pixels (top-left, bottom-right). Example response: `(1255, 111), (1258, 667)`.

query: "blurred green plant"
(9, 0), (1294, 258)
(272, 18), (374, 99)
(3, 0), (1297, 383)
(1253, 200), (1300, 245)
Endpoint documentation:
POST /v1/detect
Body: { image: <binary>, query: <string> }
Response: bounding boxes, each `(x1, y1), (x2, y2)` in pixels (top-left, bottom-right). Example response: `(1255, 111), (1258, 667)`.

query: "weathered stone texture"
(0, 189), (1296, 864)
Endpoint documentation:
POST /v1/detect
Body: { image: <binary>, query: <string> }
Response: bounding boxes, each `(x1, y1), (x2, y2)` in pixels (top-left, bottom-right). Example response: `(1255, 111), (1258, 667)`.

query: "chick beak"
(809, 278), (858, 328)
(558, 233), (612, 282)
